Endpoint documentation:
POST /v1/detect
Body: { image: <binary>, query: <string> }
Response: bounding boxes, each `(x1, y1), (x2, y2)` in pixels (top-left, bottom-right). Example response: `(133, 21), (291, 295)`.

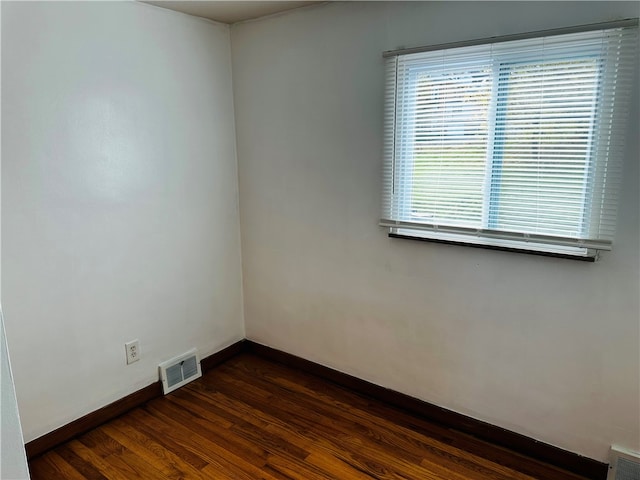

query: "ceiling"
(142, 1), (324, 24)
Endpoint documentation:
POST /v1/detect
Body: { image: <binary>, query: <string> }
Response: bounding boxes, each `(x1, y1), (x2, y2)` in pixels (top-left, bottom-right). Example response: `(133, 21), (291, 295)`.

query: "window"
(381, 21), (637, 259)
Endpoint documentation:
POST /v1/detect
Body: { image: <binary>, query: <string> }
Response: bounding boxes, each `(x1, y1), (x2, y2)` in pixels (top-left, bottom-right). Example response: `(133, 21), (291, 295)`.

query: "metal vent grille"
(615, 458), (640, 480)
(158, 348), (202, 394)
(608, 446), (640, 480)
(166, 364), (183, 388)
(182, 356), (198, 379)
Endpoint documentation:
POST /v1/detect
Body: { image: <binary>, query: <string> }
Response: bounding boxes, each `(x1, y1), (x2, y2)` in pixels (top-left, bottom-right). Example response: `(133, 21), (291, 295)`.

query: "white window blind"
(381, 22), (638, 258)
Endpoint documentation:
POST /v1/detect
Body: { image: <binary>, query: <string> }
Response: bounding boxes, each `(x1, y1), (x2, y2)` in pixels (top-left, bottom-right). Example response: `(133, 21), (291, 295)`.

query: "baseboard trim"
(245, 340), (608, 480)
(200, 339), (246, 373)
(24, 381), (162, 459)
(25, 340), (246, 459)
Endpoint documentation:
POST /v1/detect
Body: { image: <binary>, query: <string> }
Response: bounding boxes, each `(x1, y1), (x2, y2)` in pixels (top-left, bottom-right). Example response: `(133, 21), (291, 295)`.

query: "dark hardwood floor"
(29, 354), (590, 479)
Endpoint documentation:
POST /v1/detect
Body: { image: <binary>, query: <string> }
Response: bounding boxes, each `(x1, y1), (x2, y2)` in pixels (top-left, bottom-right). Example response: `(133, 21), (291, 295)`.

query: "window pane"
(490, 59), (599, 237)
(408, 67), (491, 227)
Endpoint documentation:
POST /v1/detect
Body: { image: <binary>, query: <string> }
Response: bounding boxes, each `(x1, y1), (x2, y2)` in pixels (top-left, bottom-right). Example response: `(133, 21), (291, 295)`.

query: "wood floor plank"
(181, 386), (385, 479)
(138, 402), (285, 480)
(65, 440), (132, 480)
(124, 409), (210, 471)
(232, 355), (587, 480)
(74, 432), (173, 480)
(230, 358), (534, 480)
(205, 368), (493, 480)
(305, 450), (380, 480)
(227, 364), (483, 473)
(228, 355), (587, 480)
(107, 418), (210, 480)
(263, 453), (338, 480)
(28, 353), (592, 480)
(211, 374), (528, 479)
(100, 422), (202, 480)
(55, 444), (110, 480)
(149, 395), (271, 467)
(29, 451), (87, 480)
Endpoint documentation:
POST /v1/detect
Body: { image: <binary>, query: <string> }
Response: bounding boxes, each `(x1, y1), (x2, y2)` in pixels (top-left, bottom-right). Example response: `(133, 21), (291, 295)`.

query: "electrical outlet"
(125, 340), (140, 364)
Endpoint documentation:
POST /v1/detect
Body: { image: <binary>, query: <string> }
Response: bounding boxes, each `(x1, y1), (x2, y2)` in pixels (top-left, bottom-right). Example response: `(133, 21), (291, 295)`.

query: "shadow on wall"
(1, 309), (30, 479)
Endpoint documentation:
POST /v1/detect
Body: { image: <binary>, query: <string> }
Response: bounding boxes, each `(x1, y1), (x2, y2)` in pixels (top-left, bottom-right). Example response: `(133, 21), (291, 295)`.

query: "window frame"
(381, 19), (638, 260)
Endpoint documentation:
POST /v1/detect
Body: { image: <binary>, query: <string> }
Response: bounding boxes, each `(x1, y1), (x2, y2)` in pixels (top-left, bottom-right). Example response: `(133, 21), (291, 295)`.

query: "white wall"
(1, 1), (244, 442)
(231, 1), (640, 462)
(1, 311), (30, 480)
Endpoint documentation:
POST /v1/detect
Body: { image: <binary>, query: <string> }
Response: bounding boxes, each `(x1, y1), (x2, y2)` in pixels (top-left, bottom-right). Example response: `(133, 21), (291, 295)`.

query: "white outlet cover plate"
(125, 340), (140, 364)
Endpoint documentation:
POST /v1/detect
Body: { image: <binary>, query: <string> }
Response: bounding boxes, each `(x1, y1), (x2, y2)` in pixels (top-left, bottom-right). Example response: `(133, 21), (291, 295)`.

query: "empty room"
(1, 1), (639, 479)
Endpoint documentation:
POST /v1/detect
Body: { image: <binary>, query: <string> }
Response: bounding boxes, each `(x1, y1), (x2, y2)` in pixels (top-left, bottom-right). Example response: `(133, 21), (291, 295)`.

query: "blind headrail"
(382, 17), (639, 58)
